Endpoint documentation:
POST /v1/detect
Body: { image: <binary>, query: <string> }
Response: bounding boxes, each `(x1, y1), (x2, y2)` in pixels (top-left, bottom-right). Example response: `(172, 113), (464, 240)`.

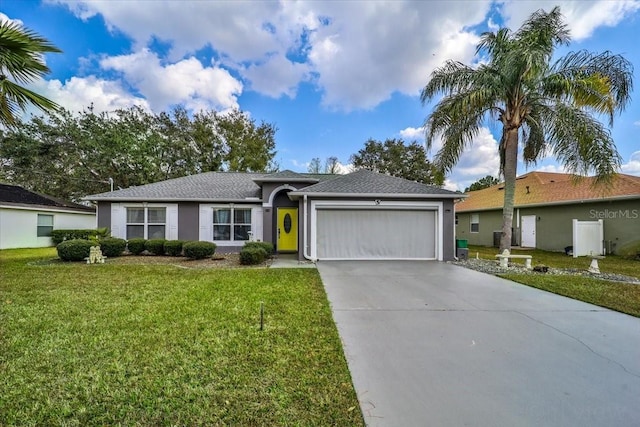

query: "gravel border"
(450, 258), (640, 284)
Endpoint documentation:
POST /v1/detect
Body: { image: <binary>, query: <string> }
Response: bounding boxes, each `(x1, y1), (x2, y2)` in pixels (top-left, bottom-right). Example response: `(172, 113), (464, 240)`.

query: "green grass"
(501, 274), (640, 317)
(468, 245), (640, 317)
(0, 248), (364, 426)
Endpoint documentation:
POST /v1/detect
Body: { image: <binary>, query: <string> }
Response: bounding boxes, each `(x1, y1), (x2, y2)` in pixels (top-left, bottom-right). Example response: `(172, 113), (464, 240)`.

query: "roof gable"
(456, 172), (640, 212)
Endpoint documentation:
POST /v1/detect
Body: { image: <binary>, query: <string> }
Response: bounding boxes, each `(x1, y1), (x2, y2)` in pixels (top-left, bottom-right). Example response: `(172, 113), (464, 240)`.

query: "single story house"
(0, 183), (96, 249)
(455, 172), (640, 254)
(85, 169), (462, 261)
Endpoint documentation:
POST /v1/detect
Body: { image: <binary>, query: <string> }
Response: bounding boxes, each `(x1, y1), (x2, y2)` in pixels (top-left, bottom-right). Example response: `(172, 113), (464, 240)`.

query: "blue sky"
(3, 0), (640, 190)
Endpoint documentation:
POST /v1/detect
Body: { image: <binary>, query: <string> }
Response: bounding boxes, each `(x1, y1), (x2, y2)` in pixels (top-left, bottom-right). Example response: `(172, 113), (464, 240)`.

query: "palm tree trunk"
(500, 127), (519, 252)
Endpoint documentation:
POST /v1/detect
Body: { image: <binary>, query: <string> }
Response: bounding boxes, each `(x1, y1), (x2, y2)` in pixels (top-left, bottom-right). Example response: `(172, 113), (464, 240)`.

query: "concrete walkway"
(269, 254), (316, 268)
(317, 261), (640, 427)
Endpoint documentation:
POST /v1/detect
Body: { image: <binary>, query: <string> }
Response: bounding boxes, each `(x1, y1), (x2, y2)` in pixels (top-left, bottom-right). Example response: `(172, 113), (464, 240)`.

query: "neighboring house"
(84, 169), (462, 261)
(0, 183), (96, 249)
(455, 172), (640, 254)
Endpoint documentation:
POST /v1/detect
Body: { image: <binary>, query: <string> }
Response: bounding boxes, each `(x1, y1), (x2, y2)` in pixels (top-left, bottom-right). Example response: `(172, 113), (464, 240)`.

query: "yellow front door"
(277, 207), (298, 252)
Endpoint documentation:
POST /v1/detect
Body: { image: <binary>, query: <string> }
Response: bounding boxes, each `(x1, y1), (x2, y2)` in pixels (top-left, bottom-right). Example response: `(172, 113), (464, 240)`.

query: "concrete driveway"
(317, 261), (640, 427)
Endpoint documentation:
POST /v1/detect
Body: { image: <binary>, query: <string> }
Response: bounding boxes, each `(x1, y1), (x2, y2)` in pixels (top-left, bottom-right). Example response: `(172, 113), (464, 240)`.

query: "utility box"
(456, 248), (469, 260)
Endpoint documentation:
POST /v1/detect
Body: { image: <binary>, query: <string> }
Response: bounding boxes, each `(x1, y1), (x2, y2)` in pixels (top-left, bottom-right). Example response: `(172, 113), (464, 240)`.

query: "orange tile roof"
(455, 172), (640, 212)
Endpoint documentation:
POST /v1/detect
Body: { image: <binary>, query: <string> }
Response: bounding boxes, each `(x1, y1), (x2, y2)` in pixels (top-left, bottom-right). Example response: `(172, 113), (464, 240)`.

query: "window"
(126, 207), (166, 239)
(455, 214), (459, 226)
(37, 214), (54, 237)
(213, 207), (252, 241)
(470, 214), (479, 233)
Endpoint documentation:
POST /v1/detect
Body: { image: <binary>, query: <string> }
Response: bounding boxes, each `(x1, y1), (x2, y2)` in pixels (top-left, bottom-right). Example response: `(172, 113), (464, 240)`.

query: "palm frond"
(0, 20), (61, 84)
(520, 107), (547, 166)
(425, 90), (493, 172)
(421, 61), (476, 101)
(545, 50), (633, 124)
(544, 102), (621, 182)
(0, 79), (60, 128)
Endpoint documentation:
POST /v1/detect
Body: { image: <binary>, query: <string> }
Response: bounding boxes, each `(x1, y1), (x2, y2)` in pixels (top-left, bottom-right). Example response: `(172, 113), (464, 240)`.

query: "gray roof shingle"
(85, 169), (461, 202)
(252, 169), (320, 183)
(289, 169), (461, 197)
(1, 183), (95, 212)
(86, 172), (262, 201)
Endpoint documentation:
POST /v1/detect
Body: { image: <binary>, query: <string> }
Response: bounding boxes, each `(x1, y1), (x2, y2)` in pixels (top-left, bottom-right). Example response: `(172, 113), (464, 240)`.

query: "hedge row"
(57, 238), (218, 261)
(51, 228), (110, 245)
(57, 237), (276, 263)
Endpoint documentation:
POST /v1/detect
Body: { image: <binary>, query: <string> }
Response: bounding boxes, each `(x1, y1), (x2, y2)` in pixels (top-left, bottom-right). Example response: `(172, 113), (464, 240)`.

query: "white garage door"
(316, 208), (437, 259)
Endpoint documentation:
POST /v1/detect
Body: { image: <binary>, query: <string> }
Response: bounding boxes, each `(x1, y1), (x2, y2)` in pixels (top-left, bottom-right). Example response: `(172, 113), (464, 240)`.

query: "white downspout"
(302, 194), (315, 261)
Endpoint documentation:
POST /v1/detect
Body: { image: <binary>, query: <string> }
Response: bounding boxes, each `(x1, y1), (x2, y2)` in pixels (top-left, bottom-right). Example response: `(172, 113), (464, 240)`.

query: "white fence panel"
(572, 219), (604, 257)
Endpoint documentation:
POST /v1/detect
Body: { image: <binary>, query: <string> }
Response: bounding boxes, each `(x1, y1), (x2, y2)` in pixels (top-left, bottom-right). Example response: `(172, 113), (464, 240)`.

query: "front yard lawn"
(0, 248), (364, 426)
(468, 245), (640, 317)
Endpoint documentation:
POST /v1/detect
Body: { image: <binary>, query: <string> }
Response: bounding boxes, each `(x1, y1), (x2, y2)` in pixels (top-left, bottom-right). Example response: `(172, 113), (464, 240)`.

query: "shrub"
(127, 238), (147, 255)
(183, 241), (217, 260)
(57, 239), (94, 262)
(240, 247), (267, 265)
(244, 241), (274, 257)
(99, 237), (126, 258)
(164, 240), (185, 257)
(51, 228), (110, 245)
(145, 239), (167, 256)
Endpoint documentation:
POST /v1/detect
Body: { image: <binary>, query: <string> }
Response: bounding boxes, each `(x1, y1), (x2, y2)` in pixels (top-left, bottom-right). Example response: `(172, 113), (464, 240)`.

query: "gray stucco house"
(85, 169), (462, 261)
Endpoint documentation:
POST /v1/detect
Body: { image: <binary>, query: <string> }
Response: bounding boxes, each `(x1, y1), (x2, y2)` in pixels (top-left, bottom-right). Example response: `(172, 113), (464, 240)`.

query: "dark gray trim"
(97, 202), (111, 229)
(178, 202), (200, 241)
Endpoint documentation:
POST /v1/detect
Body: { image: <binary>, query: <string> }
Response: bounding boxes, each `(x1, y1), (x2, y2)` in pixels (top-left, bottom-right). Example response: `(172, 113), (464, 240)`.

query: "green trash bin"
(456, 239), (468, 249)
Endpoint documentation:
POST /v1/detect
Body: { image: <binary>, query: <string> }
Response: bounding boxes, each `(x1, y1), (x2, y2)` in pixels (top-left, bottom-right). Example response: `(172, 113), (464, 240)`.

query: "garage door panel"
(317, 209), (436, 259)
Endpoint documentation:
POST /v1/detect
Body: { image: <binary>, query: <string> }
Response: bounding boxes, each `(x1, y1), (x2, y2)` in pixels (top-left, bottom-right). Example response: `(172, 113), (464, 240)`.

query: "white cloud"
(621, 151), (640, 176)
(435, 127), (500, 191)
(334, 161), (353, 174)
(49, 0), (490, 111)
(45, 0), (638, 113)
(442, 178), (460, 192)
(399, 126), (425, 142)
(633, 120), (640, 126)
(306, 1), (488, 110)
(100, 49), (242, 112)
(28, 76), (150, 115)
(500, 1), (640, 41)
(242, 54), (310, 98)
(0, 12), (21, 25)
(49, 0), (282, 62)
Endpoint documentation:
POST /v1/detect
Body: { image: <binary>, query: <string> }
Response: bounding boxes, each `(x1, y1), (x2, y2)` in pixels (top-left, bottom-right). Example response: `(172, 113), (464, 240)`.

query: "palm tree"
(421, 7), (633, 251)
(0, 19), (61, 128)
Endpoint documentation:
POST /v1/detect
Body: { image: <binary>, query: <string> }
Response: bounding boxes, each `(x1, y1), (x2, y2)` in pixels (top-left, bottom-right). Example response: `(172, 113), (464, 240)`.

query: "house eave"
(455, 194), (640, 213)
(288, 191), (465, 200)
(83, 196), (262, 203)
(252, 177), (319, 184)
(0, 202), (96, 214)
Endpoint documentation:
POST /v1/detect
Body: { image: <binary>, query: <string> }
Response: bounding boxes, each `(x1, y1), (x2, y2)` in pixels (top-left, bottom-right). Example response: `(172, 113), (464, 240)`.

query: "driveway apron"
(317, 261), (640, 427)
